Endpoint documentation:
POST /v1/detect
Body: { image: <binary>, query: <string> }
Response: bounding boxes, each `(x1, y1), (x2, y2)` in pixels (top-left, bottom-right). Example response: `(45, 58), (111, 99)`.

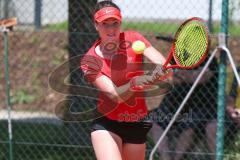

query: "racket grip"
(157, 70), (173, 81)
(150, 65), (173, 79)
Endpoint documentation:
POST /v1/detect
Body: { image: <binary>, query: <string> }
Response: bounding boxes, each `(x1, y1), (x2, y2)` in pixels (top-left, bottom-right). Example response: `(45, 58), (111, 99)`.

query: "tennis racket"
(127, 17), (209, 93)
(163, 17), (209, 70)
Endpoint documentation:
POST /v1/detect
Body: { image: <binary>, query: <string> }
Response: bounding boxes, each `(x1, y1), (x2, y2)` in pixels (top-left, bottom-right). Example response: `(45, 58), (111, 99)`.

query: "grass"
(11, 89), (36, 105)
(212, 24), (240, 36)
(122, 21), (179, 34)
(122, 21), (240, 36)
(43, 20), (180, 34)
(44, 20), (240, 36)
(44, 21), (68, 31)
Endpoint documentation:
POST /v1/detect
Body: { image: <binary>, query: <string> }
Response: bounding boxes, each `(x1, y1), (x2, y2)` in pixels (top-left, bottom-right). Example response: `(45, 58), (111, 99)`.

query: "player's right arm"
(81, 54), (162, 103)
(92, 74), (157, 103)
(92, 75), (133, 103)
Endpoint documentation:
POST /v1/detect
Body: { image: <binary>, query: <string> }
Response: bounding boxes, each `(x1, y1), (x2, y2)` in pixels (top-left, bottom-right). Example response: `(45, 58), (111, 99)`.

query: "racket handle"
(150, 64), (174, 81)
(157, 70), (173, 80)
(162, 46), (175, 70)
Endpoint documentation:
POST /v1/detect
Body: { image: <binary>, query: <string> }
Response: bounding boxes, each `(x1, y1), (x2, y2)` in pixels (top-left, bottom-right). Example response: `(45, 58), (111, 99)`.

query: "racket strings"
(175, 20), (208, 66)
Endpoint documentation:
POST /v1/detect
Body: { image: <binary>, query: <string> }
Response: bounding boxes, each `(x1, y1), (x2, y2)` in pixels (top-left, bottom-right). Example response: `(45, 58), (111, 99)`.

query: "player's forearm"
(106, 74), (156, 103)
(102, 82), (141, 103)
(106, 82), (134, 103)
(143, 46), (166, 65)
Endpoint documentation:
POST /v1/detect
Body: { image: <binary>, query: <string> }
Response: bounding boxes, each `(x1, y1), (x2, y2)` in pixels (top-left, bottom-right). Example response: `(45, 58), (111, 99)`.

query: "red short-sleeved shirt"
(81, 31), (151, 122)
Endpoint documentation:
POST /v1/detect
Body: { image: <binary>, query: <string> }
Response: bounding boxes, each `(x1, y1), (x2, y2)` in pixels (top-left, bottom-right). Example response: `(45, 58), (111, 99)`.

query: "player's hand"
(150, 65), (173, 82)
(130, 75), (153, 89)
(130, 65), (166, 87)
(130, 66), (173, 91)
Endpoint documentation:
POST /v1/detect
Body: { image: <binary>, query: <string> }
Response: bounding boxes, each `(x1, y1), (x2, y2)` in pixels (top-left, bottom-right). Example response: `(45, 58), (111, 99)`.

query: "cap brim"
(96, 15), (121, 23)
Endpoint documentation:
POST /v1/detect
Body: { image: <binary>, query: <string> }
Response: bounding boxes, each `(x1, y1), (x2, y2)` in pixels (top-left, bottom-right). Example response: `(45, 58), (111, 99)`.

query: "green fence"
(0, 0), (240, 160)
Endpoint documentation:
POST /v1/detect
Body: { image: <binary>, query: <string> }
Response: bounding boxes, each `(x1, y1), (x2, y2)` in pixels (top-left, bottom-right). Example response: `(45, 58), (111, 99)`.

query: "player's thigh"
(122, 143), (146, 160)
(91, 130), (123, 160)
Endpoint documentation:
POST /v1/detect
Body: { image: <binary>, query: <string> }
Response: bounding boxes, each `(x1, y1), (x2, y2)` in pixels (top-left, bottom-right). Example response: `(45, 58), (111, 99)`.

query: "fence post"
(216, 0), (229, 160)
(34, 0), (42, 31)
(0, 0), (10, 18)
(208, 0), (213, 32)
(3, 28), (13, 160)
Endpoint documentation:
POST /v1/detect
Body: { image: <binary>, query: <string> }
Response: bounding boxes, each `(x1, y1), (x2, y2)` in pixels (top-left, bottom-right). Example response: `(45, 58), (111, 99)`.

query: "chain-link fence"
(0, 0), (240, 160)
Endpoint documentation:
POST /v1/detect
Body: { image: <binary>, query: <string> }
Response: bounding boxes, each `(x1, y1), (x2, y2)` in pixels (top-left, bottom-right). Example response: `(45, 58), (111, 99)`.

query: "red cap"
(94, 7), (122, 23)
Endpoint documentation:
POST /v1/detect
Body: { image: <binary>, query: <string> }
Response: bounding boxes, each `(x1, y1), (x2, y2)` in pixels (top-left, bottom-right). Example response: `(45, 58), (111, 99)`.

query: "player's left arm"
(143, 46), (174, 83)
(133, 31), (170, 80)
(143, 46), (166, 65)
(133, 31), (166, 66)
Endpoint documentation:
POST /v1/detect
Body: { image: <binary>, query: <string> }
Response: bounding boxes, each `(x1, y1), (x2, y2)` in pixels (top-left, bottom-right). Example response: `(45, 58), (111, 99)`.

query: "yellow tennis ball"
(132, 40), (146, 54)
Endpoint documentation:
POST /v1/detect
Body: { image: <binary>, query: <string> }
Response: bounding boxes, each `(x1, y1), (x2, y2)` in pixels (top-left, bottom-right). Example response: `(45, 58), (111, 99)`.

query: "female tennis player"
(80, 1), (168, 160)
